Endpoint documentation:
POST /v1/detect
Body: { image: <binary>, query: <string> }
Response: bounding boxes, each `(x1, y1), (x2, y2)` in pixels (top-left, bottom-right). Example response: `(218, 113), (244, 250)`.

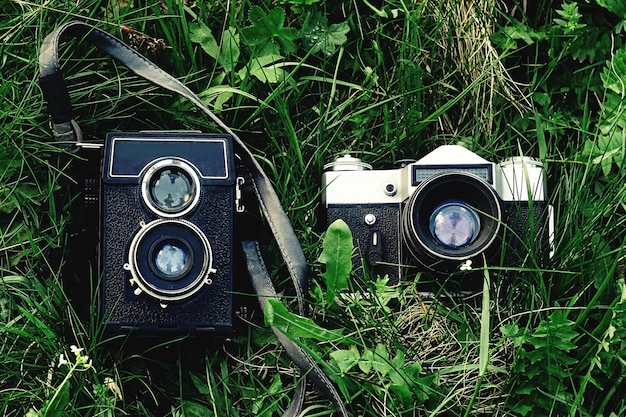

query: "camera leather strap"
(39, 20), (348, 417)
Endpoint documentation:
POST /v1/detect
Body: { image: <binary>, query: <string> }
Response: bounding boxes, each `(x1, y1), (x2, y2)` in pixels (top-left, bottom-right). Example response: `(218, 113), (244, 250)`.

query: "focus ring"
(125, 218), (215, 302)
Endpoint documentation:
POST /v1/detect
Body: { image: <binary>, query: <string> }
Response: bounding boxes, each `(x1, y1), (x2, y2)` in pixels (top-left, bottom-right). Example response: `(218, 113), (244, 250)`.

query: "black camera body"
(322, 145), (554, 288)
(100, 131), (242, 335)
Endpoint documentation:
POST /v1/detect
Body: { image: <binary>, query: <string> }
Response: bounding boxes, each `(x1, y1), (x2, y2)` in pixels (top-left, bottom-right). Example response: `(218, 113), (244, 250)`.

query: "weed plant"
(1, 0), (626, 416)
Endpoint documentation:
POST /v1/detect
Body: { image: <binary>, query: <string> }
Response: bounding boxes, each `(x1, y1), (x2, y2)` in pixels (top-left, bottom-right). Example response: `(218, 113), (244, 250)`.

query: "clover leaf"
(241, 6), (298, 56)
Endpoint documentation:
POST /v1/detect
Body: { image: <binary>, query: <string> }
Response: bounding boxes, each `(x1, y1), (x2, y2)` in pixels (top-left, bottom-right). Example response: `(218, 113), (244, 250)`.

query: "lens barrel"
(402, 172), (502, 270)
(125, 219), (215, 302)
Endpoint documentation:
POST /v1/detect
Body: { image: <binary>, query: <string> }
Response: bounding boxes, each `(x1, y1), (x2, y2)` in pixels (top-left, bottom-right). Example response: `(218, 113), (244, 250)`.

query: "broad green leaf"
(200, 85), (260, 104)
(323, 22), (350, 54)
(181, 400), (212, 417)
(413, 371), (437, 404)
(388, 351), (406, 386)
(372, 343), (391, 376)
(359, 348), (374, 373)
(264, 299), (343, 341)
(42, 379), (70, 417)
(213, 91), (233, 113)
(190, 24), (240, 73)
(189, 373), (210, 396)
(318, 219), (353, 303)
(250, 374), (282, 416)
(239, 54), (287, 84)
(389, 383), (413, 407)
(596, 0), (626, 19)
(403, 361), (422, 379)
(502, 324), (528, 348)
(330, 345), (361, 374)
(267, 373), (283, 394)
(199, 85), (264, 112)
(389, 382), (413, 406)
(501, 21), (544, 46)
(302, 12), (349, 56)
(190, 22), (220, 61)
(218, 26), (240, 73)
(387, 352), (417, 406)
(512, 399), (535, 416)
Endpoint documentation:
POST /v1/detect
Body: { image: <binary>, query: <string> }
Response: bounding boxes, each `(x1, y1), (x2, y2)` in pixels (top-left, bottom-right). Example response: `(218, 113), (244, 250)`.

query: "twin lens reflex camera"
(99, 132), (244, 335)
(322, 145), (554, 288)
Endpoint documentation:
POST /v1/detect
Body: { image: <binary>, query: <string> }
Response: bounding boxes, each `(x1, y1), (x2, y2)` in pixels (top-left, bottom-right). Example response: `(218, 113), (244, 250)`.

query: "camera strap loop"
(39, 20), (347, 417)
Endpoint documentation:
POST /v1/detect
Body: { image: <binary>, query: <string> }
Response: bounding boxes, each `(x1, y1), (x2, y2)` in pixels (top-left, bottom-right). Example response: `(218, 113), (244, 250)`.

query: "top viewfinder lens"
(150, 167), (194, 212)
(142, 158), (201, 217)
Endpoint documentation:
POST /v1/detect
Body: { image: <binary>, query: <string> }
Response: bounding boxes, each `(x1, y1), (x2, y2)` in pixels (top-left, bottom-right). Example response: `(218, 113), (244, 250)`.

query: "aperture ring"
(124, 218), (215, 302)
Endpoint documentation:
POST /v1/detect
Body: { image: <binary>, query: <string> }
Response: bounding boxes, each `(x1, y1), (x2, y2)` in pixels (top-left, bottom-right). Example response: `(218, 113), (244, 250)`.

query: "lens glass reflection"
(154, 241), (189, 278)
(429, 201), (480, 248)
(150, 168), (194, 212)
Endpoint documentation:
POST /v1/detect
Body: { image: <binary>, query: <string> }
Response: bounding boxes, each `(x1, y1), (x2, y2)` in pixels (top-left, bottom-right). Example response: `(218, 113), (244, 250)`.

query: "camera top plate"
(103, 131), (235, 185)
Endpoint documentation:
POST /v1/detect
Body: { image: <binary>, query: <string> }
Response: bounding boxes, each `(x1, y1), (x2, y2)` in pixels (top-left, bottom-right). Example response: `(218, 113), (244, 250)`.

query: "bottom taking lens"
(429, 201), (480, 248)
(151, 238), (191, 280)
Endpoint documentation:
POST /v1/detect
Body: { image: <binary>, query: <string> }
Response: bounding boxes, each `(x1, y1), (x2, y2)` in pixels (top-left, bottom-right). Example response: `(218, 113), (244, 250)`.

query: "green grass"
(2, 0), (626, 415)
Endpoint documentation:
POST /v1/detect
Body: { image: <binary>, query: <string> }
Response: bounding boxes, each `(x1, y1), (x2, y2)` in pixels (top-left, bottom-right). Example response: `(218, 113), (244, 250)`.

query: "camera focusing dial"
(124, 219), (216, 305)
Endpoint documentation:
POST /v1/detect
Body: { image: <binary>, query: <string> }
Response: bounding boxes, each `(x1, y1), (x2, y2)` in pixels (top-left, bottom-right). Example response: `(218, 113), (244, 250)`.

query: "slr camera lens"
(402, 172), (502, 266)
(429, 201), (481, 248)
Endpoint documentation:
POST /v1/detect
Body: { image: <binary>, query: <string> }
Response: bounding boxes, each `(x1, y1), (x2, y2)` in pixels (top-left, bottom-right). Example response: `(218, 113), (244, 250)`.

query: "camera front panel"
(326, 204), (403, 286)
(101, 132), (236, 335)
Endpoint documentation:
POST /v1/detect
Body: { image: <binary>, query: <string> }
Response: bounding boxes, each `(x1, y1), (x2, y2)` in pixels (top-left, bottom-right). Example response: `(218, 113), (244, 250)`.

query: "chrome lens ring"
(125, 219), (214, 302)
(141, 158), (201, 217)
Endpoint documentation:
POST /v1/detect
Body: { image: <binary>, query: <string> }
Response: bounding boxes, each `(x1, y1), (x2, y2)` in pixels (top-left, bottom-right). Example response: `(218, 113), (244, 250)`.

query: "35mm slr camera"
(322, 145), (554, 288)
(100, 132), (244, 335)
